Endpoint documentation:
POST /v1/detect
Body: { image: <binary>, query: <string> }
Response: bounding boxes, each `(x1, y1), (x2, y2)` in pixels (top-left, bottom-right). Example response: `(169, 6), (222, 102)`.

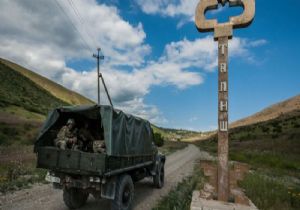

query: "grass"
(240, 172), (300, 210)
(230, 151), (300, 174)
(0, 62), (69, 115)
(0, 120), (42, 146)
(0, 146), (47, 193)
(0, 162), (47, 193)
(1, 106), (45, 121)
(152, 165), (205, 210)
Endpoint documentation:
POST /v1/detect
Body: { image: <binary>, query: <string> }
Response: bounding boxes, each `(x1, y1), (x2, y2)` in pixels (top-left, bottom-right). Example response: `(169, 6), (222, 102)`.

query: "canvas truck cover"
(34, 105), (154, 156)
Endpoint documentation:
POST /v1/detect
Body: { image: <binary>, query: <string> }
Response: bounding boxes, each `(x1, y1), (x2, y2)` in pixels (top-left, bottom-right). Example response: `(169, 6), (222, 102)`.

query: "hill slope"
(0, 61), (75, 145)
(0, 58), (95, 146)
(0, 58), (94, 105)
(231, 95), (300, 128)
(0, 62), (69, 115)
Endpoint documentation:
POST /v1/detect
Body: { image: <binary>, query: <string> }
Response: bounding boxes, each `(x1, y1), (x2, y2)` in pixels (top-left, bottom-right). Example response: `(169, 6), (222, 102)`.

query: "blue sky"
(0, 0), (299, 131)
(99, 0), (300, 130)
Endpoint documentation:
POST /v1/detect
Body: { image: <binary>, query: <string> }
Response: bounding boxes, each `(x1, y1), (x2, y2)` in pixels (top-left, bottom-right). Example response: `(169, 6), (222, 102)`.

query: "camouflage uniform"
(54, 125), (78, 150)
(78, 127), (94, 152)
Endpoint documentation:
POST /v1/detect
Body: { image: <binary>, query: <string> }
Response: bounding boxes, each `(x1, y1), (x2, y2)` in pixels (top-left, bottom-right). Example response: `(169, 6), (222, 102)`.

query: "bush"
(153, 133), (164, 147)
(240, 173), (300, 210)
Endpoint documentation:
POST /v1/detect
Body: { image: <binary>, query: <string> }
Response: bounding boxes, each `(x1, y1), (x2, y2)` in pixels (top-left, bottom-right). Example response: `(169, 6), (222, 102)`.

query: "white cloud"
(0, 0), (266, 126)
(135, 0), (199, 19)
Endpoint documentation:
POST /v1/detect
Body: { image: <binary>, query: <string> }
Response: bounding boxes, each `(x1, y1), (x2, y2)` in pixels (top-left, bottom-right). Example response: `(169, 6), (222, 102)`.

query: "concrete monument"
(195, 0), (255, 202)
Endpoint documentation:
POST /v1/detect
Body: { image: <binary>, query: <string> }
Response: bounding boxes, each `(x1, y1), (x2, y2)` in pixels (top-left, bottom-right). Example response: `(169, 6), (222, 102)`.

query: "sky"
(0, 0), (299, 131)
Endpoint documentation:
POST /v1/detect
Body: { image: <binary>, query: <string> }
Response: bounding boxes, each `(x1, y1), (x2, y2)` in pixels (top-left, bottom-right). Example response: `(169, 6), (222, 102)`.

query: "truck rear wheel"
(153, 163), (164, 188)
(63, 187), (89, 209)
(112, 174), (134, 210)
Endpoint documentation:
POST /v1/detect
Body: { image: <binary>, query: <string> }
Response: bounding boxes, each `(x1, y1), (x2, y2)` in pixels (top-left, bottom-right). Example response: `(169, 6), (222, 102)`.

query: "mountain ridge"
(231, 94), (300, 128)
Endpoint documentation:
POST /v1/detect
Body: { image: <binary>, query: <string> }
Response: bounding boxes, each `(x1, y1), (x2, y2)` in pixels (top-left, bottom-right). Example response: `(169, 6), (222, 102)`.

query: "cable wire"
(53, 0), (94, 52)
(67, 0), (98, 47)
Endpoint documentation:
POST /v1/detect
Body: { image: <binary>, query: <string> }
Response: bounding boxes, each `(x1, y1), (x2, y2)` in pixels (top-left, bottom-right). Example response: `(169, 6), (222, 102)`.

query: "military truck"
(34, 105), (165, 210)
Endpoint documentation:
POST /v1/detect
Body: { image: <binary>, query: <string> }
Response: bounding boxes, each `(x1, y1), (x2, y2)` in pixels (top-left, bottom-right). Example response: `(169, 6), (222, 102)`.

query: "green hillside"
(0, 58), (94, 105)
(0, 62), (69, 115)
(152, 124), (200, 141)
(0, 61), (73, 145)
(0, 58), (96, 146)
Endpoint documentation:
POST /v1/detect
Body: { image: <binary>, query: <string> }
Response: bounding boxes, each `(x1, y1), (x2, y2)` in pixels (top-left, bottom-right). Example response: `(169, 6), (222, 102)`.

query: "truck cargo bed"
(37, 147), (154, 176)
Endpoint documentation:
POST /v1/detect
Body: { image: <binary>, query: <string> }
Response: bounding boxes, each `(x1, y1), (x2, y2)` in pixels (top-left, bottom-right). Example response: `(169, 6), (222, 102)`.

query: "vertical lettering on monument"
(218, 36), (229, 201)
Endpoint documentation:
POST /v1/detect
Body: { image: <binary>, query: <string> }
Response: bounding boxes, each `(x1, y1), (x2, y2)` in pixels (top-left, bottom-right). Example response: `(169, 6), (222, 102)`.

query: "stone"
(190, 192), (258, 210)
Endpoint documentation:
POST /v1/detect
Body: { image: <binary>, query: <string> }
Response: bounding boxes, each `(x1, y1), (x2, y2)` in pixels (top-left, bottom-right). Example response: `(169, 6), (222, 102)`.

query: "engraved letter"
(219, 44), (227, 55)
(220, 63), (227, 73)
(220, 81), (227, 92)
(220, 100), (228, 111)
(220, 121), (228, 132)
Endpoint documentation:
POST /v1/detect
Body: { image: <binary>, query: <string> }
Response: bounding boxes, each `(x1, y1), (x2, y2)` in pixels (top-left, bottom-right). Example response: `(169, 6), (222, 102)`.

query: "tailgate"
(36, 147), (106, 175)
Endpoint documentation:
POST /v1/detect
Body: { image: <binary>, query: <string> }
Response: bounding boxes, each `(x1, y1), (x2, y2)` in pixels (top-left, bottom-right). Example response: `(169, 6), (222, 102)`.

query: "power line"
(66, 0), (98, 47)
(53, 0), (93, 52)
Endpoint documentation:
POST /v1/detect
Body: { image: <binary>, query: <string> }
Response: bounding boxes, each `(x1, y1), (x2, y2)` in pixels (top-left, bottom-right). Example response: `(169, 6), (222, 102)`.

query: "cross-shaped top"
(195, 0), (255, 40)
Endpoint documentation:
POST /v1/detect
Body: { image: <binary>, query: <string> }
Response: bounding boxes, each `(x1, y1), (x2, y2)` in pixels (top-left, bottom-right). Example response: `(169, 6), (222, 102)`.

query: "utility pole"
(93, 48), (114, 108)
(195, 0), (255, 202)
(93, 48), (104, 105)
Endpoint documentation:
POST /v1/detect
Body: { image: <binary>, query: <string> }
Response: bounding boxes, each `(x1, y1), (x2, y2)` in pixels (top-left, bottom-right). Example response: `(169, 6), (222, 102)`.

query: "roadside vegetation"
(194, 110), (300, 210)
(0, 146), (47, 194)
(152, 165), (205, 210)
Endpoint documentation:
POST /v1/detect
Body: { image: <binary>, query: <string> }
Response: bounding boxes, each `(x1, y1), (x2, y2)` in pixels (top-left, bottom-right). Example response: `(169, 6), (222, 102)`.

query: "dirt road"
(0, 144), (206, 210)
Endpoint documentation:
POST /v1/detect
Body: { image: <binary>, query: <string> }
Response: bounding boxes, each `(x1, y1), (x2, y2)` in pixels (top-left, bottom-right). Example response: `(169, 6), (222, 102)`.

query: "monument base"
(191, 191), (258, 210)
(190, 160), (258, 210)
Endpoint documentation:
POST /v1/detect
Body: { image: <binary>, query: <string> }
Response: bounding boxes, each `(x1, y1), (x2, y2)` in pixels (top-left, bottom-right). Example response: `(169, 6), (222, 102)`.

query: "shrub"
(154, 133), (164, 147)
(262, 126), (270, 133)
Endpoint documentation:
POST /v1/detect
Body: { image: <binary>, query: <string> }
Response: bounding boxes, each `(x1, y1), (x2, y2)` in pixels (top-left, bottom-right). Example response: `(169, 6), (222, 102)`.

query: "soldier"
(78, 122), (94, 152)
(54, 118), (78, 150)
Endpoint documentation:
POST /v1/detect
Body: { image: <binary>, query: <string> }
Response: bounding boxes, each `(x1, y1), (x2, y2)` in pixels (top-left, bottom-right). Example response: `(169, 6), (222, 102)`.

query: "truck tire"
(112, 174), (134, 210)
(153, 163), (164, 188)
(63, 187), (89, 209)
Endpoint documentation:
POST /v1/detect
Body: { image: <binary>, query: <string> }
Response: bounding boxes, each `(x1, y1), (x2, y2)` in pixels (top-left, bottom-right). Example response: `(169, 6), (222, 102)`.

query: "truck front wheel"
(112, 174), (134, 210)
(153, 163), (164, 188)
(63, 187), (89, 209)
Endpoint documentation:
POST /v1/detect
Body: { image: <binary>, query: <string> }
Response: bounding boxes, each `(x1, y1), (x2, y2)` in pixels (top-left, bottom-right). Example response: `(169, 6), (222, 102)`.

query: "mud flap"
(101, 177), (117, 200)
